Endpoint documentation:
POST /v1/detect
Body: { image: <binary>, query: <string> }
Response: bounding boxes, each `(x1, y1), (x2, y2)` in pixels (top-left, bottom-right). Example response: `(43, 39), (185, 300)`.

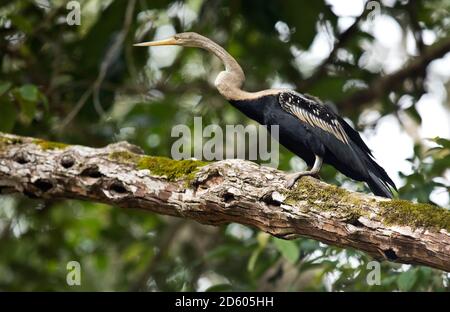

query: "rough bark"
(0, 132), (449, 272)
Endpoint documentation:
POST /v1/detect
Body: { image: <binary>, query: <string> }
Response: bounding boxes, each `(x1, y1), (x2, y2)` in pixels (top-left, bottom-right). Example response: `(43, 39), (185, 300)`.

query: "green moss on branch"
(0, 136), (23, 146)
(33, 139), (68, 150)
(110, 151), (141, 163)
(109, 151), (207, 182)
(284, 177), (450, 231)
(284, 177), (365, 222)
(380, 199), (450, 231)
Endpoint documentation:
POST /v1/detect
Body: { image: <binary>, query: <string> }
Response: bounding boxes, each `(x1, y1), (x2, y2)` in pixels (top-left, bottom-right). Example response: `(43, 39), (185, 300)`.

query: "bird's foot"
(285, 171), (319, 188)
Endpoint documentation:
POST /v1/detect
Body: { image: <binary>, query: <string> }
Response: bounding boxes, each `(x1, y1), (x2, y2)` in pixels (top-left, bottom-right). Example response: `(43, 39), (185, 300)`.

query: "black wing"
(279, 92), (351, 145)
(278, 91), (396, 197)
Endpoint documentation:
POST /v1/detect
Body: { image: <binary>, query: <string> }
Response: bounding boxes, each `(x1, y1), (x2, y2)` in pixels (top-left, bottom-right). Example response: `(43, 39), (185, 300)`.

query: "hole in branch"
(110, 181), (127, 194)
(384, 248), (398, 260)
(24, 190), (39, 199)
(13, 152), (29, 164)
(80, 165), (103, 178)
(348, 218), (364, 227)
(222, 192), (235, 203)
(260, 191), (282, 206)
(60, 155), (75, 168)
(33, 179), (54, 192)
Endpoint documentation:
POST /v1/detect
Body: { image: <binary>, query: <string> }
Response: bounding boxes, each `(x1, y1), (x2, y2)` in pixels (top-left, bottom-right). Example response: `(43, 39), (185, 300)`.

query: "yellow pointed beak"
(133, 37), (178, 47)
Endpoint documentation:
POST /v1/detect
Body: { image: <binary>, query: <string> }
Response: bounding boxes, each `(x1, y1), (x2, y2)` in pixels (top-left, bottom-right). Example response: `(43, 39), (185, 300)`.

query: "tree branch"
(0, 132), (449, 271)
(337, 37), (450, 109)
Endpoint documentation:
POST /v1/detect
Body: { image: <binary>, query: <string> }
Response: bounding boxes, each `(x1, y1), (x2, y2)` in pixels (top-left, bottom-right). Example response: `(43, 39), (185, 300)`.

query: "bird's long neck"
(195, 37), (282, 101)
(195, 38), (245, 99)
(201, 40), (245, 87)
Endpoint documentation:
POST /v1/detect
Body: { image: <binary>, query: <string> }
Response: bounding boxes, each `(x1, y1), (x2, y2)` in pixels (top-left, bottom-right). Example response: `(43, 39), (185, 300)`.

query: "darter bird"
(135, 32), (397, 198)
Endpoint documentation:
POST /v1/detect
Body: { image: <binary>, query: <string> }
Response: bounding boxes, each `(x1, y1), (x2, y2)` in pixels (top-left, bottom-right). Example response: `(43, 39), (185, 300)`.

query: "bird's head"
(134, 32), (207, 48)
(134, 31), (247, 97)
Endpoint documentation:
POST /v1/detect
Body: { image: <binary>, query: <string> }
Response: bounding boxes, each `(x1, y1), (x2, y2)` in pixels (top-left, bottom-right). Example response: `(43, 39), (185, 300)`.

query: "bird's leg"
(285, 155), (323, 188)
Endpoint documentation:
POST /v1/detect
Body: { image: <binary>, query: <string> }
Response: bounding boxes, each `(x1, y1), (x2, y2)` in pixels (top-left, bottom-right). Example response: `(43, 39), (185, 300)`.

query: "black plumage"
(230, 91), (397, 198)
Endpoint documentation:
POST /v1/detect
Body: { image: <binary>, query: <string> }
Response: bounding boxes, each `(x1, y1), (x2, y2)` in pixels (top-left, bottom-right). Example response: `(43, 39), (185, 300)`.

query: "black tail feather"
(334, 115), (397, 198)
(367, 171), (394, 198)
(365, 159), (397, 198)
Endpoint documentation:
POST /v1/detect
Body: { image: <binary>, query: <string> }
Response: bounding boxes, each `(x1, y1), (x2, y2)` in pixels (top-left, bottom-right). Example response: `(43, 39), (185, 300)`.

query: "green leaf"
(257, 231), (270, 247)
(405, 105), (422, 124)
(308, 77), (347, 102)
(247, 248), (261, 272)
(205, 283), (233, 292)
(40, 93), (49, 111)
(19, 84), (39, 102)
(430, 137), (450, 149)
(0, 98), (17, 132)
(12, 85), (40, 125)
(0, 82), (12, 97)
(18, 99), (37, 125)
(273, 238), (299, 264)
(397, 270), (418, 291)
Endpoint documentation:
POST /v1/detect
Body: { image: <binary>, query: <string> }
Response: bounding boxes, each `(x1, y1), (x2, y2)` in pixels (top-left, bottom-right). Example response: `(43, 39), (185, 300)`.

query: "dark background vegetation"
(0, 0), (449, 291)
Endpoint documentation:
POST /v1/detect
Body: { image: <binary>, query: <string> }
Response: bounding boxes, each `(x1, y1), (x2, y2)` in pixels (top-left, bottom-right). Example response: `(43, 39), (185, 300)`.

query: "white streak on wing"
(314, 116), (327, 133)
(325, 122), (334, 135)
(312, 115), (319, 125)
(280, 92), (350, 144)
(299, 110), (308, 124)
(338, 127), (350, 144)
(305, 111), (315, 126)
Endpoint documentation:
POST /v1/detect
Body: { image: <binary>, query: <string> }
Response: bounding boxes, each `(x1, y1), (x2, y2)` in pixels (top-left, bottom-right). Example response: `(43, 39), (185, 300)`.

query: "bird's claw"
(285, 172), (319, 188)
(285, 173), (303, 188)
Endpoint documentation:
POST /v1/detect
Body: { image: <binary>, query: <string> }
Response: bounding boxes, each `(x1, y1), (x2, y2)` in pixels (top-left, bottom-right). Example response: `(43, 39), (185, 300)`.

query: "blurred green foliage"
(0, 0), (449, 291)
